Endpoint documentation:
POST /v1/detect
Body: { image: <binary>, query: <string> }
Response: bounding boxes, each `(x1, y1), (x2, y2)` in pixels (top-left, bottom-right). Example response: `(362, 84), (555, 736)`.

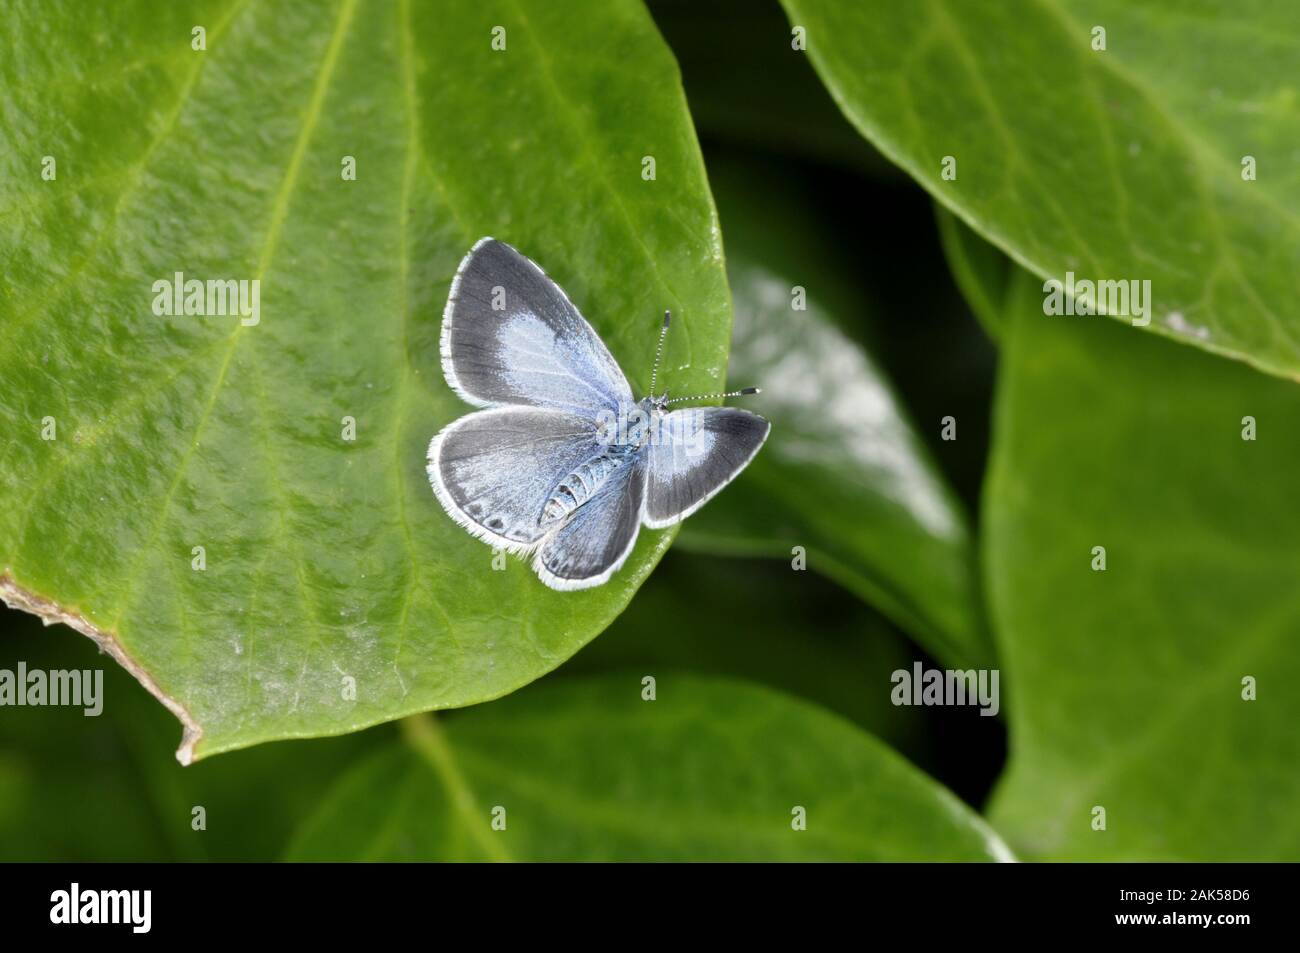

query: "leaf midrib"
(108, 0), (361, 640)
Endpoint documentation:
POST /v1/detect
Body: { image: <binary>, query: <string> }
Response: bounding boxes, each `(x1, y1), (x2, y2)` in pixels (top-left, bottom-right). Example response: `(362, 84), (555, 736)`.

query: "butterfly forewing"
(441, 238), (633, 415)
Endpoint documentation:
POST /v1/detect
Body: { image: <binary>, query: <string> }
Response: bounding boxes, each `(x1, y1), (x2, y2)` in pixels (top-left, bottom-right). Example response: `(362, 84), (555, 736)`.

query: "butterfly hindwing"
(441, 238), (633, 415)
(643, 406), (771, 529)
(427, 406), (603, 551)
(534, 456), (647, 590)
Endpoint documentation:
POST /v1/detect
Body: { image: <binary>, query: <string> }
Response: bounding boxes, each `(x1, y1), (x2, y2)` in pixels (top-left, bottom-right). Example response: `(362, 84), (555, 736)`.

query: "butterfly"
(427, 238), (770, 591)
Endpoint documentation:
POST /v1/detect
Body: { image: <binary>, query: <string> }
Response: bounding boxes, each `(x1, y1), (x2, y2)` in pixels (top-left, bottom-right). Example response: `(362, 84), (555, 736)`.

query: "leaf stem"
(400, 713), (512, 863)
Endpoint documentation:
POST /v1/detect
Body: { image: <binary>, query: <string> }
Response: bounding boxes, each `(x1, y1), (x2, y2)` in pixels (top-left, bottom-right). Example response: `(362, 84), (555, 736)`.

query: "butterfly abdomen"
(540, 449), (634, 527)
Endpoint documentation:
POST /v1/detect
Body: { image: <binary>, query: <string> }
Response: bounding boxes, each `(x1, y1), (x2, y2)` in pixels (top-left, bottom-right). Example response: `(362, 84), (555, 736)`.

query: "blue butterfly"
(427, 238), (770, 591)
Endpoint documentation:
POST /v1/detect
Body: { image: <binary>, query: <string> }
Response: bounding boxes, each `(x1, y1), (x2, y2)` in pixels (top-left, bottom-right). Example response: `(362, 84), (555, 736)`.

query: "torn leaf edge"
(0, 572), (202, 765)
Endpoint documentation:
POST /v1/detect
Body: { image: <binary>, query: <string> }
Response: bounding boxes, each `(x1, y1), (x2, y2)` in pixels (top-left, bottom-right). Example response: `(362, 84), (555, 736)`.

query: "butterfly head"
(646, 390), (672, 412)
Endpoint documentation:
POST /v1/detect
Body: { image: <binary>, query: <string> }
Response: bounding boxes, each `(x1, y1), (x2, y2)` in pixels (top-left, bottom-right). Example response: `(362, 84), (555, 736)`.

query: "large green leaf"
(572, 552), (1009, 804)
(985, 271), (1300, 860)
(568, 549), (930, 759)
(0, 0), (731, 761)
(680, 159), (991, 669)
(286, 673), (1013, 861)
(782, 0), (1300, 380)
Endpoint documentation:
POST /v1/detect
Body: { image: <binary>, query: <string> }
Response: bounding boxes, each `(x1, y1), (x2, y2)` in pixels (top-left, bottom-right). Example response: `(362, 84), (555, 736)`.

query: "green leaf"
(781, 0), (1300, 380)
(680, 159), (991, 669)
(0, 0), (731, 761)
(985, 271), (1300, 860)
(568, 549), (931, 758)
(285, 673), (1014, 861)
(934, 203), (1010, 342)
(0, 607), (374, 860)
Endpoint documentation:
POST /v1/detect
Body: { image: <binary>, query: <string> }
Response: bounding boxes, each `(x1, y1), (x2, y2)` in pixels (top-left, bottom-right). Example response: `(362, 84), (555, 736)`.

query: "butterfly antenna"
(649, 310), (671, 396)
(664, 386), (761, 406)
